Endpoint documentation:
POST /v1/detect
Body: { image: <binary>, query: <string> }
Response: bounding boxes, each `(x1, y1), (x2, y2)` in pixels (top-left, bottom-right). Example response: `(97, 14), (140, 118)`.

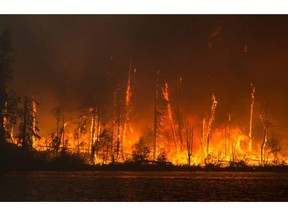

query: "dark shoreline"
(2, 163), (288, 173)
(1, 142), (288, 173)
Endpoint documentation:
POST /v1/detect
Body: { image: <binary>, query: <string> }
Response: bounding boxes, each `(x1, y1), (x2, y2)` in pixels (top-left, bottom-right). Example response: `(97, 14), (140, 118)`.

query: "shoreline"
(2, 164), (288, 172)
(1, 142), (288, 173)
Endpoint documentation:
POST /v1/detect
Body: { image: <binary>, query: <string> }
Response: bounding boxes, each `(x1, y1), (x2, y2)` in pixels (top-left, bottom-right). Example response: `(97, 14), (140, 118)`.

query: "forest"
(0, 29), (287, 172)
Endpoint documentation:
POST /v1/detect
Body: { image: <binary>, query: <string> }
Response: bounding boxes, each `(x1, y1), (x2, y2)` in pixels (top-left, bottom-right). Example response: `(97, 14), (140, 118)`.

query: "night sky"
(1, 15), (288, 137)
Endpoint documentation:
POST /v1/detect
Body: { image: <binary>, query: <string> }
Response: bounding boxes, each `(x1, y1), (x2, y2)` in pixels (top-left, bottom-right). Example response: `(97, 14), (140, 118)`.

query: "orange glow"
(122, 65), (136, 160)
(28, 80), (287, 167)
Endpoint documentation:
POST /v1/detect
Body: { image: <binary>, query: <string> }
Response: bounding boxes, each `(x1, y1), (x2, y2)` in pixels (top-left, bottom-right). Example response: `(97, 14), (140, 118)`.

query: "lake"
(1, 171), (288, 201)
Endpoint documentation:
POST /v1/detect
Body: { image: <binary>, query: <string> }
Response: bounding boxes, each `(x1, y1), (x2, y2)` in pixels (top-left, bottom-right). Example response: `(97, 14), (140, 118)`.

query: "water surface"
(1, 171), (288, 201)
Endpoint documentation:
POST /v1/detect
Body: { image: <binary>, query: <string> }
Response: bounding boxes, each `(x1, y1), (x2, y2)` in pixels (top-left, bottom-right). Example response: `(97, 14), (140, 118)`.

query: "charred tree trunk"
(249, 84), (256, 152)
(62, 112), (65, 152)
(77, 128), (80, 155)
(22, 96), (28, 150)
(228, 115), (231, 161)
(90, 110), (96, 164)
(175, 75), (183, 150)
(111, 89), (118, 163)
(186, 125), (194, 166)
(115, 113), (121, 162)
(206, 134), (210, 157)
(200, 119), (205, 163)
(260, 105), (269, 165)
(96, 112), (101, 162)
(153, 71), (159, 161)
(224, 124), (227, 159)
(260, 129), (267, 164)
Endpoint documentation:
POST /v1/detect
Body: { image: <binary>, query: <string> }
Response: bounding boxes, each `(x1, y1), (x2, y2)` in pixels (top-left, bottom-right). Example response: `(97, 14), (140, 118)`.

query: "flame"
(162, 81), (177, 149)
(249, 84), (255, 152)
(206, 93), (218, 157)
(22, 80), (288, 167)
(122, 65), (136, 159)
(31, 114), (285, 166)
(32, 98), (37, 147)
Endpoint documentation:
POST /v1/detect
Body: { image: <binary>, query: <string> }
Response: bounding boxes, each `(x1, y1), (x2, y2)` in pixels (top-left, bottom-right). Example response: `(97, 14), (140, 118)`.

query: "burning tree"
(122, 63), (136, 157)
(153, 71), (160, 161)
(74, 114), (89, 154)
(109, 63), (136, 163)
(162, 80), (177, 150)
(260, 105), (280, 165)
(132, 129), (153, 163)
(153, 71), (168, 161)
(207, 94), (218, 155)
(175, 75), (184, 151)
(18, 96), (41, 151)
(111, 85), (124, 163)
(49, 107), (66, 154)
(201, 93), (218, 163)
(265, 138), (280, 164)
(99, 128), (113, 164)
(249, 84), (255, 152)
(89, 106), (101, 164)
(3, 90), (21, 144)
(186, 124), (194, 166)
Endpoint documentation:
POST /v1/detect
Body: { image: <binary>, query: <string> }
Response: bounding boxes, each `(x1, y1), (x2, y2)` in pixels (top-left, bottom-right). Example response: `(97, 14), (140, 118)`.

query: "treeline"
(0, 30), (160, 171)
(0, 30), (90, 171)
(0, 30), (285, 171)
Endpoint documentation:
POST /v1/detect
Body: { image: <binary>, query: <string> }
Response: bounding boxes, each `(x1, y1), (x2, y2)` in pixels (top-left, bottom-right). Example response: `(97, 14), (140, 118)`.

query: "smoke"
(0, 15), (288, 148)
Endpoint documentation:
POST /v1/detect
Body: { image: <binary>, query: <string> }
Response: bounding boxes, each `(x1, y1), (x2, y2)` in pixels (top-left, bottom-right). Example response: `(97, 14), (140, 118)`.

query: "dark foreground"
(1, 171), (288, 201)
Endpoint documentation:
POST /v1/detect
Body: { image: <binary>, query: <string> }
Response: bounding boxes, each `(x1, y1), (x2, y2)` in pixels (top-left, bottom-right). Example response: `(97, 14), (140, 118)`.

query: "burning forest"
(2, 62), (287, 167)
(1, 16), (288, 170)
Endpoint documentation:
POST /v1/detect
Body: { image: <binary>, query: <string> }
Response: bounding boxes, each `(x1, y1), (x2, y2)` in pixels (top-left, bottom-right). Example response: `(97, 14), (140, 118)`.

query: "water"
(0, 171), (288, 201)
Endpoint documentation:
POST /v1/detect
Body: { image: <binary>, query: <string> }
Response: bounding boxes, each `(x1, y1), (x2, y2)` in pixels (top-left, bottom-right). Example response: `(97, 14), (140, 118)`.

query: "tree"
(186, 125), (194, 166)
(97, 128), (112, 164)
(18, 97), (41, 151)
(3, 89), (21, 143)
(132, 129), (153, 163)
(266, 138), (280, 163)
(74, 114), (88, 154)
(0, 30), (13, 144)
(157, 149), (167, 163)
(49, 107), (63, 154)
(132, 137), (151, 163)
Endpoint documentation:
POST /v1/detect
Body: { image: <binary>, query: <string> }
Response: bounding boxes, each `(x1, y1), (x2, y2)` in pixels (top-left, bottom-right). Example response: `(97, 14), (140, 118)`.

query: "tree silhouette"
(49, 107), (63, 154)
(0, 30), (13, 145)
(18, 97), (40, 151)
(132, 129), (153, 163)
(132, 137), (151, 163)
(3, 90), (21, 143)
(74, 114), (88, 154)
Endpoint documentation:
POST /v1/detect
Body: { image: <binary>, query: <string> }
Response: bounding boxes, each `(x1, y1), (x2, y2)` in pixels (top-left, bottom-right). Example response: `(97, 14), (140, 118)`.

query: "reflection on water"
(1, 171), (288, 201)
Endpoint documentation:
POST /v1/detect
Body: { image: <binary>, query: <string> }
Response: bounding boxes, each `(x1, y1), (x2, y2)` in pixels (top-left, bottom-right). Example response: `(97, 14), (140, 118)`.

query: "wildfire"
(206, 93), (218, 156)
(13, 77), (286, 167)
(162, 81), (177, 149)
(122, 65), (136, 158)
